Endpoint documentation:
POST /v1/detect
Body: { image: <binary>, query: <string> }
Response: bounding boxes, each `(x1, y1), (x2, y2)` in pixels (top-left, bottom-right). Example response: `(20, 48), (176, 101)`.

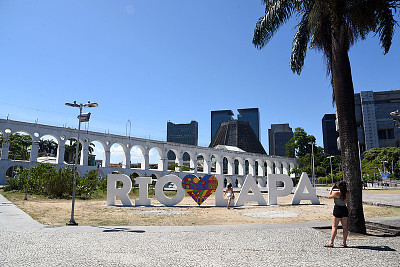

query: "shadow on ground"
(94, 226), (146, 233)
(349, 245), (396, 251)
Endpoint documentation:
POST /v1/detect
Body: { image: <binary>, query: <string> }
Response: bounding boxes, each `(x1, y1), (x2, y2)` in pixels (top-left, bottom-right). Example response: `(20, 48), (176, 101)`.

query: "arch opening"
(37, 135), (59, 164)
(223, 157), (228, 174)
(64, 138), (83, 165)
(149, 147), (160, 170)
(90, 141), (105, 167)
(210, 155), (216, 173)
(182, 152), (191, 172)
(9, 131), (32, 161)
(130, 145), (144, 169)
(197, 154), (204, 173)
(6, 165), (25, 180)
(234, 159), (239, 175)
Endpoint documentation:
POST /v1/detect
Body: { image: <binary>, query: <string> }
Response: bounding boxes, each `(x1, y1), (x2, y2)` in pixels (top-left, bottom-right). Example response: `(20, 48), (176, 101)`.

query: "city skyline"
(0, 1), (399, 163)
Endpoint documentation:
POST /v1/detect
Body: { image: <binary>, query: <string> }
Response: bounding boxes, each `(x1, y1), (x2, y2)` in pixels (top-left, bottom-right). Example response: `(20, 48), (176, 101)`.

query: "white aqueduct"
(0, 119), (297, 186)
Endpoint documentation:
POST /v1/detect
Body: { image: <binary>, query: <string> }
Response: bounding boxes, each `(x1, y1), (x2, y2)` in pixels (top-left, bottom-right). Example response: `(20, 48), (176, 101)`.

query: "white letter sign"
(236, 174), (267, 206)
(267, 174), (293, 205)
(292, 172), (320, 205)
(107, 174), (133, 206)
(154, 174), (185, 206)
(135, 177), (152, 206)
(214, 175), (229, 207)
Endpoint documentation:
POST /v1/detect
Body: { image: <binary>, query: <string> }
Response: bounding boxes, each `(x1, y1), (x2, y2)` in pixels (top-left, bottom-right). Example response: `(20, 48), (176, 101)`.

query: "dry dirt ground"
(4, 191), (400, 227)
(363, 189), (400, 194)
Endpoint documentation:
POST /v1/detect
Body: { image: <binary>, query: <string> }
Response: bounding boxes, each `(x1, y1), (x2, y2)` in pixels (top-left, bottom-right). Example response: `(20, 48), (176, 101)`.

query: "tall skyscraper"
(167, 121), (198, 160)
(268, 124), (293, 156)
(211, 108), (260, 142)
(211, 110), (234, 141)
(323, 90), (400, 154)
(355, 90), (400, 152)
(322, 114), (340, 155)
(237, 108), (260, 140)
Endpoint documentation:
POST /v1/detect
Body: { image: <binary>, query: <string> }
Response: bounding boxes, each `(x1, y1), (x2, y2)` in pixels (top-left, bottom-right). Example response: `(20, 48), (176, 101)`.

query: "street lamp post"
(327, 156), (334, 186)
(65, 101), (98, 226)
(308, 141), (315, 186)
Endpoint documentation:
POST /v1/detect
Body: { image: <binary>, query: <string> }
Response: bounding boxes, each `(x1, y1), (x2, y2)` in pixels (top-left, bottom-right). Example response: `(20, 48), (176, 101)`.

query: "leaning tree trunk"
(331, 27), (366, 234)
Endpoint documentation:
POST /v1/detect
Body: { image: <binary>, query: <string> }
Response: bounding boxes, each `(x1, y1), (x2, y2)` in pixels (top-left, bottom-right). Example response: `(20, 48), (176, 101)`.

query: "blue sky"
(1, 1), (399, 161)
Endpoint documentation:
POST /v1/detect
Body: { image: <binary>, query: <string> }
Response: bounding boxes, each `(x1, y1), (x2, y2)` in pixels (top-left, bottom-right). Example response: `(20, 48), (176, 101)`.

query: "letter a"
(236, 174), (267, 206)
(292, 172), (320, 205)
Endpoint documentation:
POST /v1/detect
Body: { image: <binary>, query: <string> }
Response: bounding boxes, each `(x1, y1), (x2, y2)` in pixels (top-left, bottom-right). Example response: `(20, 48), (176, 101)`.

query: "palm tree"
(253, 0), (399, 233)
(9, 133), (32, 160)
(39, 139), (59, 156)
(64, 139), (95, 164)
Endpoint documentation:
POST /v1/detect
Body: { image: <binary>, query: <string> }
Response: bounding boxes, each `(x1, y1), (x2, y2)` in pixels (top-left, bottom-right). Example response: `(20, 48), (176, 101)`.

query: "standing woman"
(325, 181), (350, 247)
(224, 183), (235, 209)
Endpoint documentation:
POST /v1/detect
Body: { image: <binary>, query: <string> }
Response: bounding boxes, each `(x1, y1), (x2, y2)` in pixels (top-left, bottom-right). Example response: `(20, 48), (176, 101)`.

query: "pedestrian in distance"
(224, 183), (235, 209)
(325, 181), (350, 248)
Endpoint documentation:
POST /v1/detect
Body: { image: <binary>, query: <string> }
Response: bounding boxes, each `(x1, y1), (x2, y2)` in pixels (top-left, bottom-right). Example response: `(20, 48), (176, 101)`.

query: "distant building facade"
(322, 114), (340, 155)
(211, 110), (234, 142)
(211, 108), (260, 142)
(324, 90), (400, 154)
(268, 124), (293, 156)
(237, 108), (260, 140)
(167, 120), (198, 160)
(355, 90), (400, 152)
(210, 120), (266, 154)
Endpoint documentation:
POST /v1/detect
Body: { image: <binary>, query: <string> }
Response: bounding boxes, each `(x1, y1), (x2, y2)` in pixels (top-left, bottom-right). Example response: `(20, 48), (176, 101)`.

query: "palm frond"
(253, 0), (296, 49)
(290, 11), (311, 74)
(376, 1), (397, 54)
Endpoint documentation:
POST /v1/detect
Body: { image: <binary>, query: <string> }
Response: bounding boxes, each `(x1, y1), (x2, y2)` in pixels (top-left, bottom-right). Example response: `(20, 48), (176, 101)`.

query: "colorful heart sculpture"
(181, 174), (218, 206)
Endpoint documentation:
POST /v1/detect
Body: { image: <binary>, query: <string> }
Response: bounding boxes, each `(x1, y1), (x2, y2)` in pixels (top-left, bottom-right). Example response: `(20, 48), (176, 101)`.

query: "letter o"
(154, 174), (185, 206)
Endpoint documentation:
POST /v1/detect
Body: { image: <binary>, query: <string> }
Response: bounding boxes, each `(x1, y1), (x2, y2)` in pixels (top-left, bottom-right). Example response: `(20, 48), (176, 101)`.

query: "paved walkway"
(315, 186), (400, 208)
(0, 193), (399, 266)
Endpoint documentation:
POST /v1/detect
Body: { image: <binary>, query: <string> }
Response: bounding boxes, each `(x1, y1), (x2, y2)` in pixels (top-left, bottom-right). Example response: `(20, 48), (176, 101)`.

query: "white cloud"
(110, 144), (124, 164)
(126, 5), (135, 15)
(110, 144), (124, 154)
(149, 148), (160, 164)
(130, 146), (142, 162)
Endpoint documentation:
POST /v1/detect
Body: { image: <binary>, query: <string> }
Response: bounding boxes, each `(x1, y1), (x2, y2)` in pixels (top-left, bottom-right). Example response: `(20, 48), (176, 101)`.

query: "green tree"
(285, 127), (316, 157)
(64, 139), (95, 164)
(362, 147), (400, 177)
(9, 133), (32, 160)
(39, 139), (58, 156)
(252, 0), (399, 233)
(77, 169), (101, 199)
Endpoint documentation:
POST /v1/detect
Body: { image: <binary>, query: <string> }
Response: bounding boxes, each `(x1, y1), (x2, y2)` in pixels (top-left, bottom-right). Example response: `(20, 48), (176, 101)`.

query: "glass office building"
(237, 108), (260, 140)
(211, 108), (260, 142)
(322, 114), (340, 155)
(211, 110), (234, 141)
(322, 90), (400, 154)
(268, 123), (293, 156)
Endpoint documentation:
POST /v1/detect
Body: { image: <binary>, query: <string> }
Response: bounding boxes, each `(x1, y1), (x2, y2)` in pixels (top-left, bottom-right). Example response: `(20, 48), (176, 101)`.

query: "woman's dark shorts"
(333, 205), (348, 218)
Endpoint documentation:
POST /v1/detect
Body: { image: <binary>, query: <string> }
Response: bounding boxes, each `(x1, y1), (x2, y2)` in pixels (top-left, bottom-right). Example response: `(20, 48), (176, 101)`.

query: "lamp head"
(65, 101), (80, 107)
(84, 102), (99, 108)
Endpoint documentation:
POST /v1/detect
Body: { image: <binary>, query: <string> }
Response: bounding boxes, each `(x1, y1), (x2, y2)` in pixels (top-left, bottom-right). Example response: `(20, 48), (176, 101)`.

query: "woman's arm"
(328, 186), (340, 199)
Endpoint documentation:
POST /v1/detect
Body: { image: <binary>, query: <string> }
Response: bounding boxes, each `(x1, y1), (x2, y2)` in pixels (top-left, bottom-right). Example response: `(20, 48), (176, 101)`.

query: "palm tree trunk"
(331, 27), (366, 234)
